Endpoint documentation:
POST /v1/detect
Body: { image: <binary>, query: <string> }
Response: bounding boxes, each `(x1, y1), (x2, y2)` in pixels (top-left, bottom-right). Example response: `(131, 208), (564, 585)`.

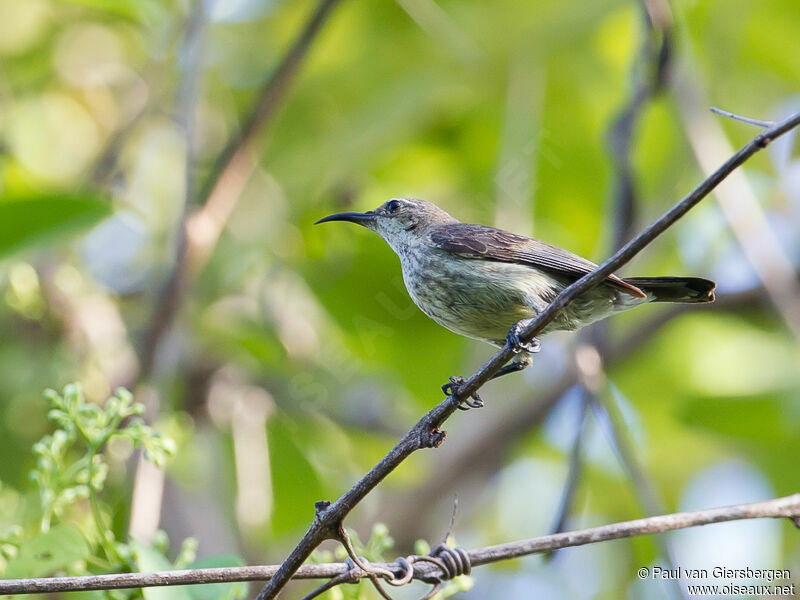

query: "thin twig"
(439, 496), (459, 546)
(337, 525), (394, 599)
(545, 387), (590, 548)
(468, 493), (800, 564)
(3, 494), (799, 595)
(710, 106), (774, 129)
(299, 570), (355, 600)
(607, 0), (672, 248)
(676, 73), (800, 339)
(253, 112), (800, 600)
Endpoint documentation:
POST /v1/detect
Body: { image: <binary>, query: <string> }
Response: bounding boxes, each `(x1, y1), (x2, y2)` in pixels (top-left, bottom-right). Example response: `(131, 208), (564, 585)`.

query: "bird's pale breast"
(399, 248), (567, 345)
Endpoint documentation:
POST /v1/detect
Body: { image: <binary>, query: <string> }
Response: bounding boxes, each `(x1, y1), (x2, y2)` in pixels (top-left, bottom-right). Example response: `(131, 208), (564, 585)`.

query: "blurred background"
(1, 0), (799, 598)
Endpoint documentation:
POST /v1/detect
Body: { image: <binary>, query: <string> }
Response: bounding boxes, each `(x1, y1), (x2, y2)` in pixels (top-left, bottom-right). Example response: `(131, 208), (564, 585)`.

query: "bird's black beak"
(314, 211), (377, 227)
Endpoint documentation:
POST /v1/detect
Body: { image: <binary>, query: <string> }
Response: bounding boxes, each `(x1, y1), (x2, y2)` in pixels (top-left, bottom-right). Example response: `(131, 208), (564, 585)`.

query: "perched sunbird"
(316, 198), (715, 406)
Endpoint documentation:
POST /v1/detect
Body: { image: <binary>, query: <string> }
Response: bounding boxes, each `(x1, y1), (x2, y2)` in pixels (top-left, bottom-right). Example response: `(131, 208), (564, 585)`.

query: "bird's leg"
(506, 318), (542, 354)
(441, 376), (483, 410)
(442, 321), (541, 409)
(490, 352), (534, 381)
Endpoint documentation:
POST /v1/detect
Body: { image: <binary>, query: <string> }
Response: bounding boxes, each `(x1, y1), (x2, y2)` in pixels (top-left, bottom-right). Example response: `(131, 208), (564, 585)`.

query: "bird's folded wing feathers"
(429, 223), (646, 298)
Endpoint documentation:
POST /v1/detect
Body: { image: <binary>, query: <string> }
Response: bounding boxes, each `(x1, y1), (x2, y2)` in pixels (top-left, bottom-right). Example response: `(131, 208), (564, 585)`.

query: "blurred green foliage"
(0, 0), (799, 598)
(0, 192), (110, 258)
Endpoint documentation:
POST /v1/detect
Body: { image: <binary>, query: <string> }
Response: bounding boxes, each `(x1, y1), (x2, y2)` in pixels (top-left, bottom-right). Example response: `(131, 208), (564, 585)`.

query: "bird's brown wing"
(429, 223), (645, 298)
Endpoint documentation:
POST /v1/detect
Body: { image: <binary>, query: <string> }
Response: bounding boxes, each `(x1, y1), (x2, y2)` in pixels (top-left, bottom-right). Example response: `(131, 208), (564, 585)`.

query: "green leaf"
(268, 417), (325, 535)
(0, 192), (111, 258)
(678, 395), (793, 446)
(132, 541), (192, 600)
(58, 0), (164, 23)
(185, 555), (248, 600)
(4, 525), (90, 578)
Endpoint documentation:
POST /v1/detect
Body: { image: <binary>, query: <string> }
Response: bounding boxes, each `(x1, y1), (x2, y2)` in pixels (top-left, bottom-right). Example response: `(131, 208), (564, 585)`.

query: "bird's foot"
(442, 375), (483, 410)
(506, 321), (541, 354)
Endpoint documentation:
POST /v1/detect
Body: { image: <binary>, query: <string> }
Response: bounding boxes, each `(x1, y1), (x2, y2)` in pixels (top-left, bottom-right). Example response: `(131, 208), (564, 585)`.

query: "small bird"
(316, 198), (715, 407)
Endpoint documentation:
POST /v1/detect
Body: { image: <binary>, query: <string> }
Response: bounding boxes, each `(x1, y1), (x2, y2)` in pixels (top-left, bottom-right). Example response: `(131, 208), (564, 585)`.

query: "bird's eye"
(386, 199), (402, 214)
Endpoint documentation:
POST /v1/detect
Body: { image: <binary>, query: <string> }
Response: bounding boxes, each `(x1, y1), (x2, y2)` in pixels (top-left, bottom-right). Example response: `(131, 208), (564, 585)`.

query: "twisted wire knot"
(334, 524), (470, 600)
(385, 543), (471, 598)
(428, 543), (472, 579)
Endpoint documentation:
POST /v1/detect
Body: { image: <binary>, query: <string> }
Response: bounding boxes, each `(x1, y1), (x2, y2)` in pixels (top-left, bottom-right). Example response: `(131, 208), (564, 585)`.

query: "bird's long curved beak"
(314, 211), (377, 226)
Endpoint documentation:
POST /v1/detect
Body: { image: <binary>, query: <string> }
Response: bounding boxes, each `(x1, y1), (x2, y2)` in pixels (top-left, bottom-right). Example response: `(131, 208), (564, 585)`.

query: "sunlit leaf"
(268, 416), (324, 535)
(59, 0), (163, 22)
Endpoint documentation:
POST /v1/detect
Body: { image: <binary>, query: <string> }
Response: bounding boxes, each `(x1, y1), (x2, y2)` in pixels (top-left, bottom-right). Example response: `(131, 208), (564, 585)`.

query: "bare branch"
(469, 493), (800, 564)
(337, 526), (395, 600)
(3, 494), (799, 596)
(455, 109), (800, 405)
(253, 111), (800, 599)
(710, 106), (774, 129)
(185, 0), (344, 273)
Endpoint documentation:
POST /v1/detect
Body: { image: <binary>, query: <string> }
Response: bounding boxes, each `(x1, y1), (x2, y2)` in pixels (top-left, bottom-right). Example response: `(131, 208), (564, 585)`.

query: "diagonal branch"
(138, 0), (344, 380)
(3, 494), (799, 595)
(385, 284), (769, 543)
(454, 109), (800, 404)
(185, 0), (344, 273)
(254, 111), (800, 599)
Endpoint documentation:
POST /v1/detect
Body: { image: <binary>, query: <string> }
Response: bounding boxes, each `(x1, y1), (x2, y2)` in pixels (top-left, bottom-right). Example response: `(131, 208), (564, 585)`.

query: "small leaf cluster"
(1, 383), (248, 600)
(30, 384), (175, 530)
(44, 383), (175, 465)
(0, 520), (23, 566)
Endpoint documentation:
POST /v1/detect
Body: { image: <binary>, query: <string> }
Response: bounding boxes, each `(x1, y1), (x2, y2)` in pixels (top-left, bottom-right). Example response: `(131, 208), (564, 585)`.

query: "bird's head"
(315, 197), (457, 252)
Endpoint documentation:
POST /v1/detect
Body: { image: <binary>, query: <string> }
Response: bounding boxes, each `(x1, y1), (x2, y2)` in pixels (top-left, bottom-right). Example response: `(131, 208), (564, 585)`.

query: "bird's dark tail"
(623, 277), (716, 303)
